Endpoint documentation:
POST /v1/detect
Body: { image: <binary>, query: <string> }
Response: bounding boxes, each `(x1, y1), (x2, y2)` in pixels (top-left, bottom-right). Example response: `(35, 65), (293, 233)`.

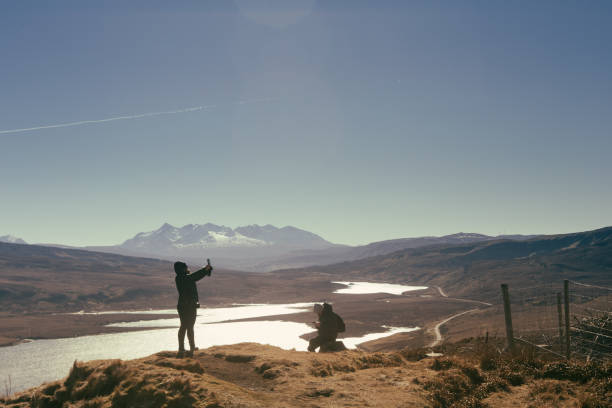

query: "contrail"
(0, 98), (276, 135)
(0, 106), (208, 135)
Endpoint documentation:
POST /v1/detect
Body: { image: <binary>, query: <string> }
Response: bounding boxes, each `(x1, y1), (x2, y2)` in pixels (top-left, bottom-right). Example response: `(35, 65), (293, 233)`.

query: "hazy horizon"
(2, 1), (611, 247)
(3, 221), (610, 248)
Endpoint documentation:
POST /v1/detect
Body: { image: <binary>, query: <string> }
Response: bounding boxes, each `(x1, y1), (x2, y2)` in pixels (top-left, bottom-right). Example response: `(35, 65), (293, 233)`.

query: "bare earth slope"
(2, 342), (609, 408)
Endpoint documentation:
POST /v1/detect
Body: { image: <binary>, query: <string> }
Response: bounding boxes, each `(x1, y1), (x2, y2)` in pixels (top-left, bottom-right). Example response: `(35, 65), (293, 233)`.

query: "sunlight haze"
(1, 0), (611, 246)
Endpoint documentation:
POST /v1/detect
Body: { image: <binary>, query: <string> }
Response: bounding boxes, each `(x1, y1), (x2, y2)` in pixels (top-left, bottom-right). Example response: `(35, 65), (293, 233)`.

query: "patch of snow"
(0, 235), (27, 244)
(560, 241), (580, 251)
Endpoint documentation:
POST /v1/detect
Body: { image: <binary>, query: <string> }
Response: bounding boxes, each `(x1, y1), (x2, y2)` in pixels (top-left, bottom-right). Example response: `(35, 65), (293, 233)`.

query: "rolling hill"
(1, 227), (608, 313)
(275, 226), (612, 302)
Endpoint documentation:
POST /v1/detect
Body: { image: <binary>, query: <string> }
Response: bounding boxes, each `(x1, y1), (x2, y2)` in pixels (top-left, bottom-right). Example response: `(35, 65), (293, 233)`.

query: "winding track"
(428, 308), (480, 348)
(435, 286), (448, 297)
(426, 286), (493, 347)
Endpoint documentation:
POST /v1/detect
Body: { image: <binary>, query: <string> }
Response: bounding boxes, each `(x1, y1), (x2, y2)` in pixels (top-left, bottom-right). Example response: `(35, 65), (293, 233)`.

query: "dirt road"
(427, 308), (480, 348)
(435, 286), (448, 297)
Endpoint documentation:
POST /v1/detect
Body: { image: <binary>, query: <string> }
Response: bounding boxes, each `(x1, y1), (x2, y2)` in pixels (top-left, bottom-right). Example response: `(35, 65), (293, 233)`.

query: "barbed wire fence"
(500, 282), (566, 358)
(568, 280), (612, 361)
(500, 280), (611, 361)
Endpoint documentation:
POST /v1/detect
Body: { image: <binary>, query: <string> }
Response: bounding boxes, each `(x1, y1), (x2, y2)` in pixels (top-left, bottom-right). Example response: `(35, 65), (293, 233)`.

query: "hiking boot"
(176, 350), (185, 358)
(186, 348), (197, 358)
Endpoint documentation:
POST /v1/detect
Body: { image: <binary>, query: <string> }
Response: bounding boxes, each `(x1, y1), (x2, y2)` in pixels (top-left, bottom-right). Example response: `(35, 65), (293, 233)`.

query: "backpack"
(334, 313), (346, 333)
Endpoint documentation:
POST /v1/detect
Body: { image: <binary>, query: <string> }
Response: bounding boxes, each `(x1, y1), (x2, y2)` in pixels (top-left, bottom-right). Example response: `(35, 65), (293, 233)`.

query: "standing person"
(174, 260), (212, 357)
(308, 303), (344, 352)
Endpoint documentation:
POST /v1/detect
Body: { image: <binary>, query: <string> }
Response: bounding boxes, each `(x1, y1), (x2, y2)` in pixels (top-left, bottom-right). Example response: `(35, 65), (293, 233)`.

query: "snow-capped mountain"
(0, 235), (27, 244)
(83, 225), (538, 272)
(234, 224), (331, 247)
(119, 223), (336, 254)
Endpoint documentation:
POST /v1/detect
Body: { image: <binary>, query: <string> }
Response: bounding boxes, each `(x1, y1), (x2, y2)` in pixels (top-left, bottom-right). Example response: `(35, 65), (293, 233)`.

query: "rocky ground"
(2, 340), (609, 408)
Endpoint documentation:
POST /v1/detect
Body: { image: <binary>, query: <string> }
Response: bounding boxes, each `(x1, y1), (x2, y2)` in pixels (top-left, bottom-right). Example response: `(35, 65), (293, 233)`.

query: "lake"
(333, 281), (428, 295)
(1, 282), (423, 393)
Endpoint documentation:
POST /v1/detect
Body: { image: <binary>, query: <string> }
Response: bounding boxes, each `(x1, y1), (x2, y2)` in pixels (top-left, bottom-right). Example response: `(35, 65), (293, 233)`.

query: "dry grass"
(424, 338), (612, 408)
(2, 340), (610, 408)
(2, 343), (432, 407)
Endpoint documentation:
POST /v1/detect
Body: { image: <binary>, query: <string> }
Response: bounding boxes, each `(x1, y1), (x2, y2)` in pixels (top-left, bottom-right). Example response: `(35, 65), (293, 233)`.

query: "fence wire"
(506, 282), (565, 355)
(502, 280), (611, 362)
(568, 280), (612, 362)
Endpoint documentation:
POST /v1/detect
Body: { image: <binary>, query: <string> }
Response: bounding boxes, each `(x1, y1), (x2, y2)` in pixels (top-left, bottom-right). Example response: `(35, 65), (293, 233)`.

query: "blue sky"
(1, 0), (611, 246)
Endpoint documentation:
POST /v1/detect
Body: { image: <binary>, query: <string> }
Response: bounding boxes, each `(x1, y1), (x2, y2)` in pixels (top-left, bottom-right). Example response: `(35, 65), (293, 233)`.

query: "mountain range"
(121, 223), (335, 251)
(84, 223), (343, 269)
(1, 224), (539, 271)
(89, 224), (539, 271)
(0, 226), (609, 313)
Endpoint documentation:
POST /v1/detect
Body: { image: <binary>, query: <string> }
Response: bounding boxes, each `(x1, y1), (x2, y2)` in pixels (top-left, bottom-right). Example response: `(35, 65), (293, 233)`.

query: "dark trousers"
(308, 335), (336, 352)
(177, 304), (197, 351)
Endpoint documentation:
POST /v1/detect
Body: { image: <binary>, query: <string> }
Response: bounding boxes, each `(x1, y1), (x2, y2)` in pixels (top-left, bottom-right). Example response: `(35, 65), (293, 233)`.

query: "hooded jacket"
(175, 268), (209, 308)
(318, 303), (339, 340)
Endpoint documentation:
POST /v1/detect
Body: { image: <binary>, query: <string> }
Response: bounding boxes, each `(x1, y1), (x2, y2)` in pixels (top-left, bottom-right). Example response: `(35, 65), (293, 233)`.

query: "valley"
(1, 226), (610, 350)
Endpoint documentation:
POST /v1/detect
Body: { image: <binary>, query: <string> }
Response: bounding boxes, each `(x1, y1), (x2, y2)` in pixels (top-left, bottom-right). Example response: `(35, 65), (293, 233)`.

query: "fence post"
(564, 279), (571, 359)
(557, 293), (563, 348)
(501, 284), (514, 351)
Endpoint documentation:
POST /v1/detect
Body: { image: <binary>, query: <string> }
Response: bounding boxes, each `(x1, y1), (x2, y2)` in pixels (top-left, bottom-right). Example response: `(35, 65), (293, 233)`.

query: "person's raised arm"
(189, 264), (212, 282)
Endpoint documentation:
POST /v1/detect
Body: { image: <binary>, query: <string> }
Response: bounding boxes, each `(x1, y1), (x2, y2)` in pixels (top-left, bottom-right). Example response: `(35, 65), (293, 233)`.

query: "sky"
(1, 0), (611, 246)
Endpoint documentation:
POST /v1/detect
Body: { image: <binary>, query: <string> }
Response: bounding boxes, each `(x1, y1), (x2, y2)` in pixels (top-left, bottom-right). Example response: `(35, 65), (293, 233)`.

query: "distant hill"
(0, 242), (173, 313)
(275, 227), (612, 302)
(1, 226), (609, 315)
(0, 241), (333, 314)
(247, 232), (537, 271)
(0, 235), (27, 244)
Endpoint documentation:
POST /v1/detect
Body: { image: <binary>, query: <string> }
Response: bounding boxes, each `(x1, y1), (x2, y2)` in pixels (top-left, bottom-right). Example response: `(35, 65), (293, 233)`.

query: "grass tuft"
(431, 358), (455, 371)
(224, 354), (255, 363)
(64, 360), (94, 390)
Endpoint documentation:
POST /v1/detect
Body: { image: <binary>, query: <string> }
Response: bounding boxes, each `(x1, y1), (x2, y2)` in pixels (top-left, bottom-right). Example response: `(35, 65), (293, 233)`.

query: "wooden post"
(501, 284), (514, 351)
(564, 280), (571, 359)
(557, 293), (563, 348)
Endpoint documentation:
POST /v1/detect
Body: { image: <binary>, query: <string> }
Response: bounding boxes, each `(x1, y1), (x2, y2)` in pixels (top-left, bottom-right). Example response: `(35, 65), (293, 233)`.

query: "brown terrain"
(1, 227), (611, 349)
(2, 340), (609, 407)
(1, 227), (611, 406)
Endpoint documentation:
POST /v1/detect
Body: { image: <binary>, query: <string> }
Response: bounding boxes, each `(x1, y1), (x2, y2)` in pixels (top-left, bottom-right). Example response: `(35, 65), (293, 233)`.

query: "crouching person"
(308, 303), (346, 352)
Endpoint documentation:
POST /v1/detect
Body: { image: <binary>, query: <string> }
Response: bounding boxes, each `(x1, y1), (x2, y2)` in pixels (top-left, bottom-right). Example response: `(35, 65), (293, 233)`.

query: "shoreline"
(0, 311), (178, 348)
(0, 292), (479, 350)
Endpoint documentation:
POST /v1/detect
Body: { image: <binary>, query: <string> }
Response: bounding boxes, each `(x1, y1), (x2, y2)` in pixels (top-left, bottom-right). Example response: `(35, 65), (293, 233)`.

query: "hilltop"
(2, 341), (609, 407)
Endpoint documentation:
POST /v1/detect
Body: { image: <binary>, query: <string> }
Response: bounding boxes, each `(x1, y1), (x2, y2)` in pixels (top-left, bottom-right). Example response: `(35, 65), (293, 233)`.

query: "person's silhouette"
(308, 303), (344, 352)
(174, 260), (212, 357)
